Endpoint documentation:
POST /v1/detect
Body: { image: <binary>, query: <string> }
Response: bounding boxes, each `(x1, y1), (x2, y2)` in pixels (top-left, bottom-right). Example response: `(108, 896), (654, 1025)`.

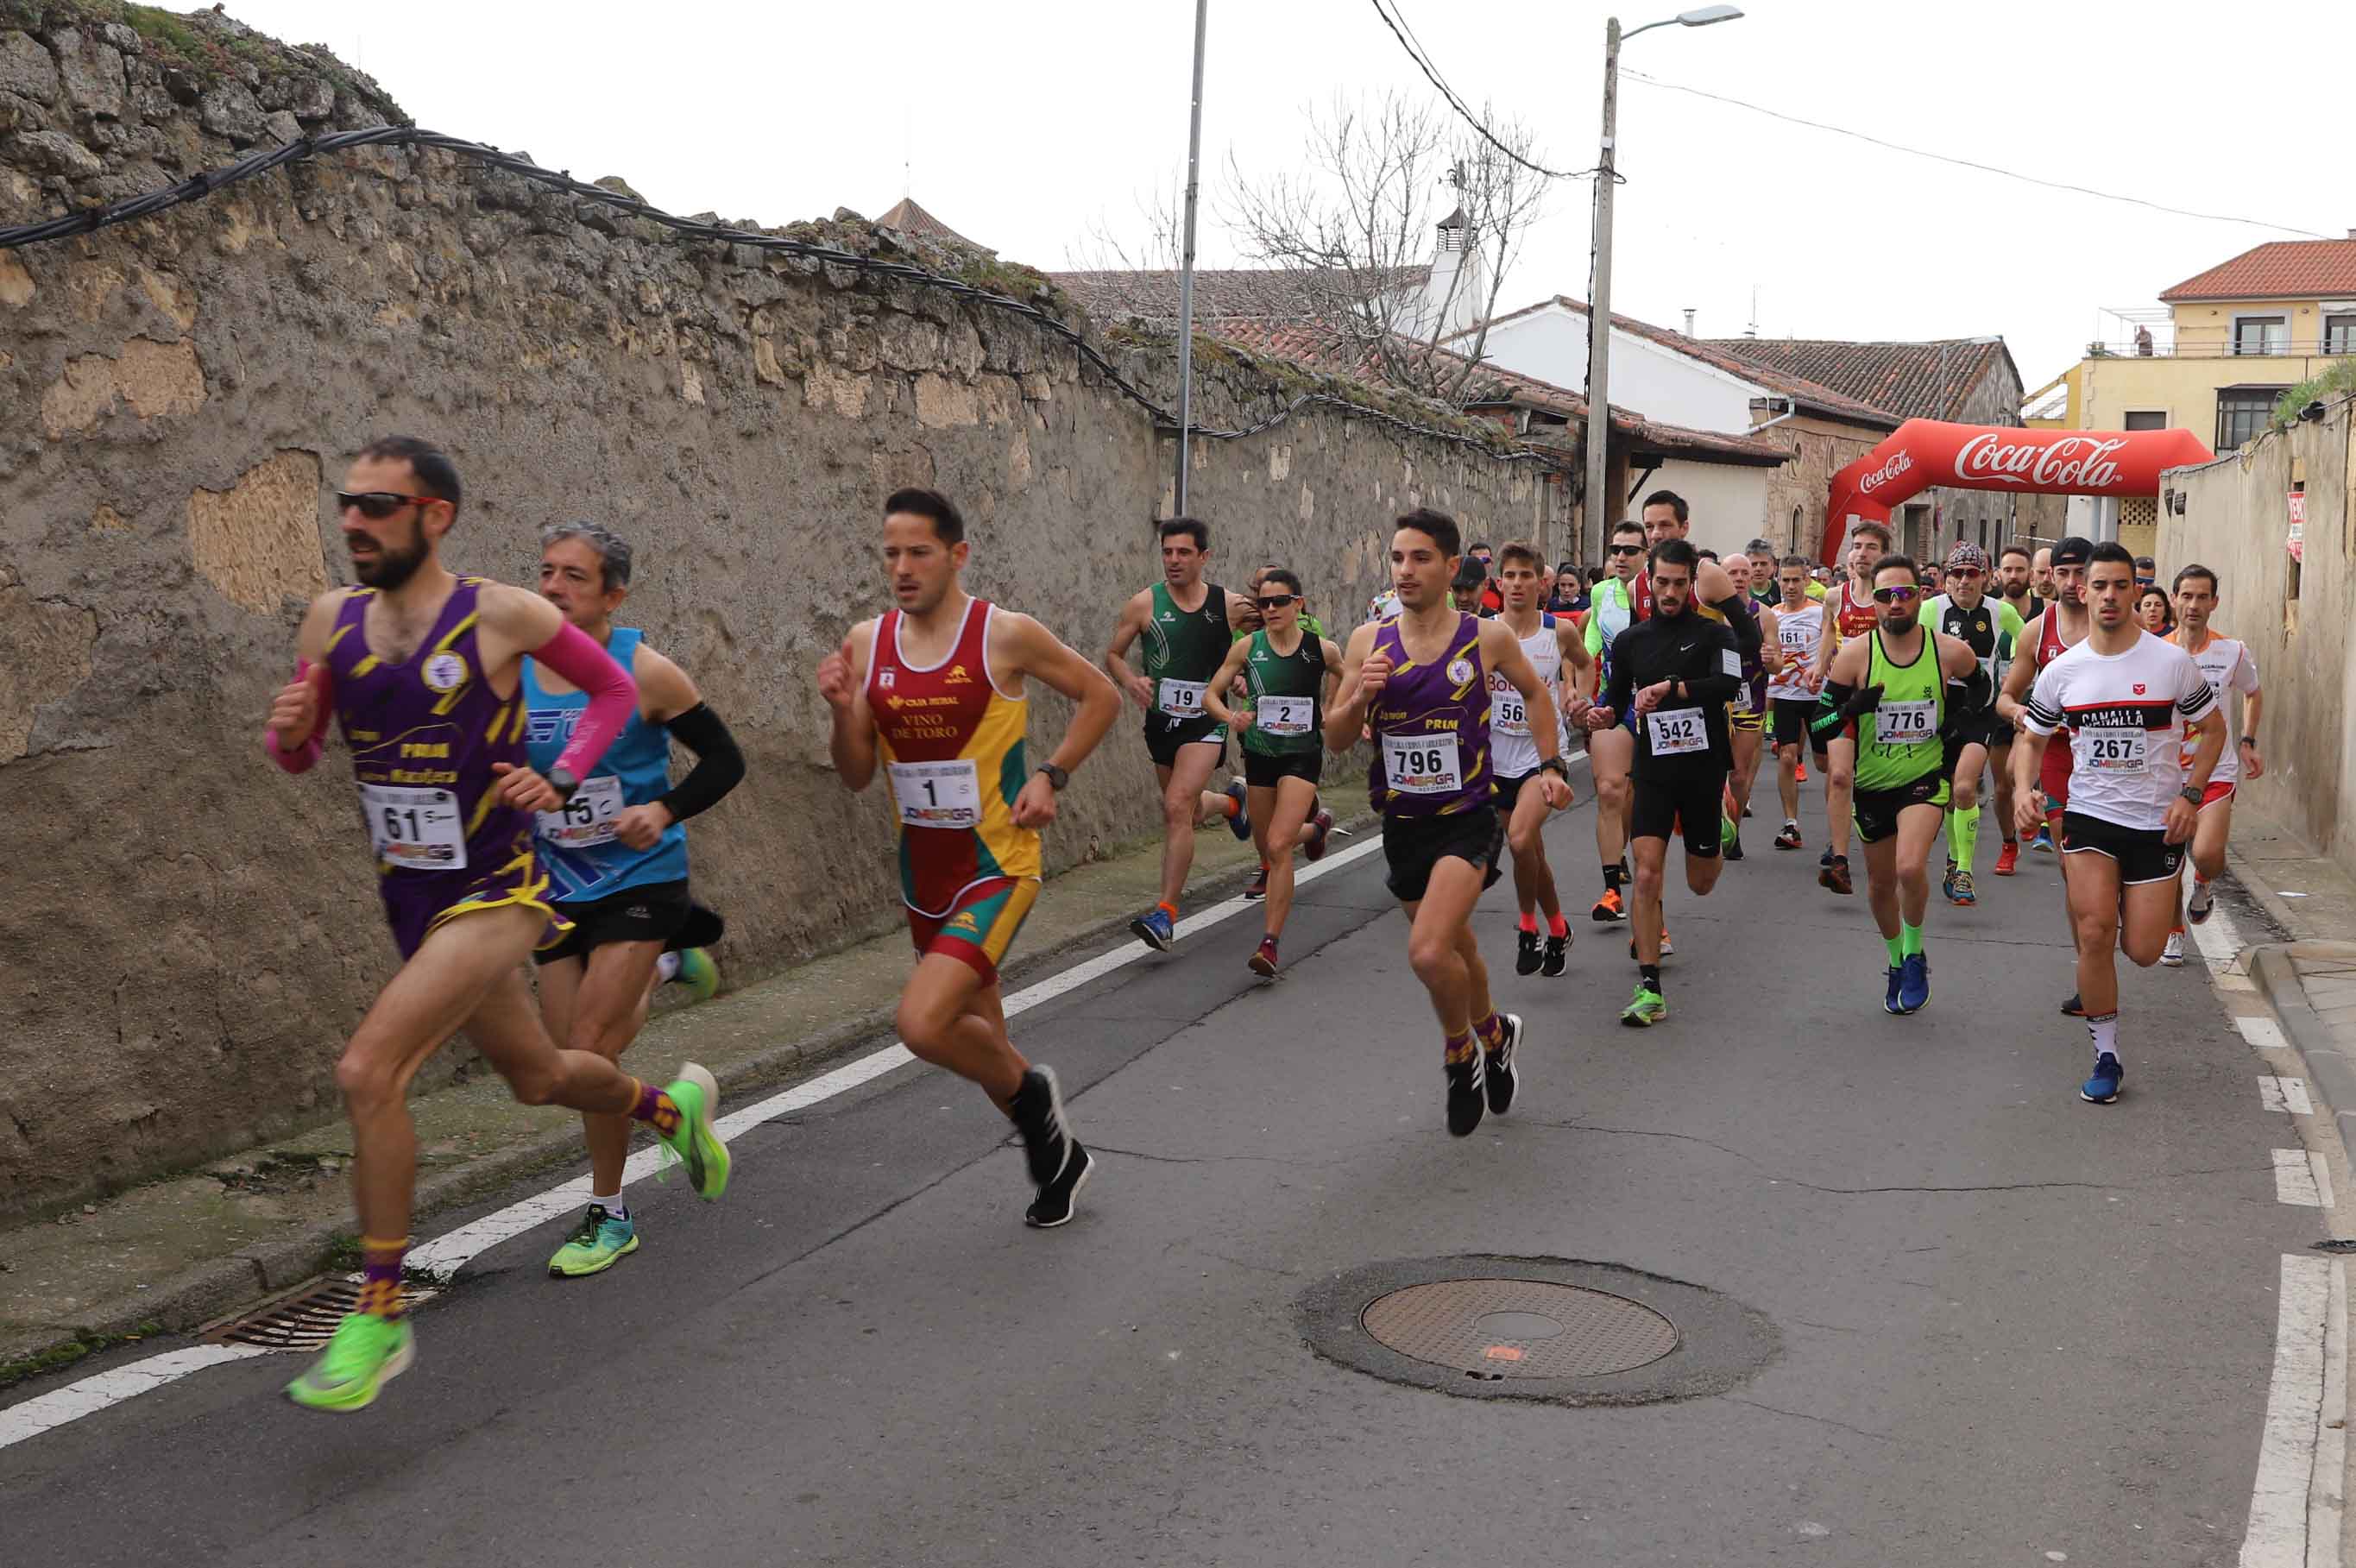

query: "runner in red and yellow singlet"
(818, 488), (1121, 1228)
(1808, 519), (1890, 895)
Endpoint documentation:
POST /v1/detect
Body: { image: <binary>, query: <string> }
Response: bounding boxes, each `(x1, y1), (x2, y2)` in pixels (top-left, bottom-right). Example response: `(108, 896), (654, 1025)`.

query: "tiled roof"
(1047, 266), (1429, 327)
(1467, 298), (1901, 431)
(874, 197), (990, 253)
(1703, 336), (2006, 423)
(2159, 239), (2356, 303)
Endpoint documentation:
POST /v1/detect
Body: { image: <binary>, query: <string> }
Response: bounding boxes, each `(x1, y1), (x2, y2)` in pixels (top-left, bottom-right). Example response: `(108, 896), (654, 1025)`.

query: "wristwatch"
(1540, 758), (1570, 780)
(1036, 763), (1069, 791)
(546, 765), (581, 804)
(2178, 784), (2204, 805)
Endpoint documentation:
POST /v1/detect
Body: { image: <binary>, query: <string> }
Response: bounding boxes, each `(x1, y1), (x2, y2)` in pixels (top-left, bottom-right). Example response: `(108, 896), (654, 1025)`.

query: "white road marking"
(2310, 1258), (2347, 1565)
(2277, 1149), (2328, 1208)
(2190, 897), (2246, 967)
(2242, 1017), (2292, 1052)
(2241, 1254), (2336, 1566)
(2262, 1078), (2316, 1117)
(2, 757), (1595, 1451)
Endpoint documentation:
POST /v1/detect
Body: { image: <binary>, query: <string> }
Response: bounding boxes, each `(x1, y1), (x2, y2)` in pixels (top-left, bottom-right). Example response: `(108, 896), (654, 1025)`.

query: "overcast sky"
(223, 0), (2335, 405)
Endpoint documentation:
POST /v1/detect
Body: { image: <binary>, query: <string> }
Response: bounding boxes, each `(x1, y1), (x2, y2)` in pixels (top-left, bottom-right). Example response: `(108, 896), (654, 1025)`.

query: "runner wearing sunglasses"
(1490, 542), (1594, 976)
(1232, 564), (1331, 902)
(1924, 543), (2025, 908)
(1815, 555), (1986, 1015)
(266, 438), (731, 1412)
(1203, 570), (1341, 977)
(1104, 519), (1253, 953)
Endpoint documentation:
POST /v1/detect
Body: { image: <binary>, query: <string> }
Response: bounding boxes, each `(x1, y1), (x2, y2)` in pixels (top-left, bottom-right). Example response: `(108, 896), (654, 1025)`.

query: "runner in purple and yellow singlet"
(819, 488), (1120, 1227)
(1326, 508), (1571, 1137)
(265, 437), (730, 1414)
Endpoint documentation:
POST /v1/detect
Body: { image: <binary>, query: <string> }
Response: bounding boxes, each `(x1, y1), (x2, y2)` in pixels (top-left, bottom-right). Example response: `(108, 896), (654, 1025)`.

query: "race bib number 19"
(1157, 679), (1208, 720)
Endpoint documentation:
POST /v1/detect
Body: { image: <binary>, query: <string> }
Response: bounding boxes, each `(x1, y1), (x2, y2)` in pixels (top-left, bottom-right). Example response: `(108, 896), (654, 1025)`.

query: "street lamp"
(1580, 4), (1744, 563)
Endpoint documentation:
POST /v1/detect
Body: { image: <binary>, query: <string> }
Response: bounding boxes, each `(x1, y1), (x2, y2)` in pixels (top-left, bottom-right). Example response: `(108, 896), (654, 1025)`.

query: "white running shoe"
(2159, 931), (2184, 967)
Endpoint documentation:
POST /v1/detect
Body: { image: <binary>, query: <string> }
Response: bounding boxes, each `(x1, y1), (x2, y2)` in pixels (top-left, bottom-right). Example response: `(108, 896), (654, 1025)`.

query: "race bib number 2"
(1383, 733), (1463, 795)
(362, 783), (467, 871)
(1256, 695), (1313, 736)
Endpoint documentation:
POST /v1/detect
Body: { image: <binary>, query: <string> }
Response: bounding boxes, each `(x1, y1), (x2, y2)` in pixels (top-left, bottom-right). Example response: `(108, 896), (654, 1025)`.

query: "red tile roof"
(1702, 337), (2006, 424)
(2159, 239), (2356, 303)
(874, 197), (990, 253)
(1048, 266), (1429, 327)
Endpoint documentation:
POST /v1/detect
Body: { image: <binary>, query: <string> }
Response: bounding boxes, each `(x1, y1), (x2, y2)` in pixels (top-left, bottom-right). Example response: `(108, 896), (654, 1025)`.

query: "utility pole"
(1581, 16), (1622, 567)
(1173, 0), (1209, 517)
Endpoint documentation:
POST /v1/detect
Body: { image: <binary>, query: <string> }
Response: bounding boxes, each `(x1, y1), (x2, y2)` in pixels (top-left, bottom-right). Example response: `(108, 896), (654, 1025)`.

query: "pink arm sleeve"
(262, 659), (332, 774)
(533, 620), (639, 778)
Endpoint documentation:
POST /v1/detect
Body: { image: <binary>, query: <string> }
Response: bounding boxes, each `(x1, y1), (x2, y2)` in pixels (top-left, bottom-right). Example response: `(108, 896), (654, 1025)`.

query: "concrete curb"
(2249, 942), (2356, 1162)
(6, 819), (1371, 1373)
(2227, 846), (2309, 941)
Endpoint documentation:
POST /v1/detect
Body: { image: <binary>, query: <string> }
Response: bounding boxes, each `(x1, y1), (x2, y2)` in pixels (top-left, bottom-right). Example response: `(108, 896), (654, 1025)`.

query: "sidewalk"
(0, 816), (1288, 1380)
(2230, 788), (2356, 1156)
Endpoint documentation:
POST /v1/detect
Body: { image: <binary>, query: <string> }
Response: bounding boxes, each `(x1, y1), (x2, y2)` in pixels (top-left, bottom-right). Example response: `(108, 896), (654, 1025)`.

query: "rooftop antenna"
(903, 104), (912, 202)
(1745, 284), (1759, 339)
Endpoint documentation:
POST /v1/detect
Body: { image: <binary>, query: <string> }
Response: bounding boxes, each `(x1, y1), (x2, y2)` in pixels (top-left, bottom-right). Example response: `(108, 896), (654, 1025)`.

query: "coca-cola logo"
(1856, 450), (1913, 495)
(1955, 432), (2128, 492)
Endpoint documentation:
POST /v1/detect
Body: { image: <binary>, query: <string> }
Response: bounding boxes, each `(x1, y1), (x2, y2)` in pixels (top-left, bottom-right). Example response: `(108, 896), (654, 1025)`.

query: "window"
(2328, 314), (2356, 354)
(2216, 387), (2284, 450)
(2123, 410), (2167, 431)
(2233, 315), (2289, 356)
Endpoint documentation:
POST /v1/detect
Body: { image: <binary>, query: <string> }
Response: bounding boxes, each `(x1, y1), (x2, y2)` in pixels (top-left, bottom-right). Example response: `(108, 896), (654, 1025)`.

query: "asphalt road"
(3, 765), (2321, 1566)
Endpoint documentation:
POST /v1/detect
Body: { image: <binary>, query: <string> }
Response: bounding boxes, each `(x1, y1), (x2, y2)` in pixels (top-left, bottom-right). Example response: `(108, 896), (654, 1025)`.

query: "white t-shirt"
(2024, 630), (2217, 832)
(1766, 602), (1824, 703)
(1490, 617), (1566, 778)
(1366, 589), (1401, 623)
(2170, 631), (2259, 783)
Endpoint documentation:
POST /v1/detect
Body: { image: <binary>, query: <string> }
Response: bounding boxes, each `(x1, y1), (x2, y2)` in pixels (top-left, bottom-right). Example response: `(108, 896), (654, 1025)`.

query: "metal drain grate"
(201, 1273), (440, 1352)
(1361, 1277), (1678, 1378)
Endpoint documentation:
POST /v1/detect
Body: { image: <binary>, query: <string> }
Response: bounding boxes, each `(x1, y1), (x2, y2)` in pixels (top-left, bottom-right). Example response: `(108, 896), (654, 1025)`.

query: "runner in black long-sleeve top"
(1584, 538), (1742, 1026)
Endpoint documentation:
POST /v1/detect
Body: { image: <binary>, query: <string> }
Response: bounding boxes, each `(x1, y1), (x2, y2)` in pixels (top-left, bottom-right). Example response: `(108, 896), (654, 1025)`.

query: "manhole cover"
(1300, 1256), (1779, 1405)
(1362, 1278), (1677, 1377)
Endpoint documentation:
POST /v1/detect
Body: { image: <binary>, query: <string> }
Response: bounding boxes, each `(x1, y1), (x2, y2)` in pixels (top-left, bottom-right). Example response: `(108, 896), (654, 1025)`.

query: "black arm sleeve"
(654, 702), (746, 822)
(1710, 595), (1762, 657)
(1677, 623), (1742, 704)
(1812, 682), (1855, 734)
(1603, 627), (1635, 717)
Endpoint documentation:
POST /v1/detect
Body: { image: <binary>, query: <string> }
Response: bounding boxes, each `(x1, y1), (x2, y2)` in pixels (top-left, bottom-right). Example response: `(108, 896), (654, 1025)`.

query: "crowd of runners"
(262, 439), (2262, 1414)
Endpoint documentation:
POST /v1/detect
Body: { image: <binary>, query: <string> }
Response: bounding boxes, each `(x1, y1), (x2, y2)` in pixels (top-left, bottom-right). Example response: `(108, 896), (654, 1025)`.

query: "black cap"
(1452, 557), (1487, 590)
(2134, 555), (2156, 570)
(2051, 535), (2095, 566)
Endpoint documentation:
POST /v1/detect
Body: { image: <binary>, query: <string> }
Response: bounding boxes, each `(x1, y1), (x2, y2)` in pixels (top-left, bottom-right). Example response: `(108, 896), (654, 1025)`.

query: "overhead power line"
(1621, 70), (2332, 240)
(1367, 0), (1590, 182)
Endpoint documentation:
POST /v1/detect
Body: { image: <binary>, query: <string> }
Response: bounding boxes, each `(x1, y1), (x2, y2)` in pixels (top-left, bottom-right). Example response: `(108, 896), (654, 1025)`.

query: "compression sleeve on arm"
(262, 659), (332, 774)
(654, 702), (746, 822)
(1710, 594), (1762, 655)
(533, 620), (639, 778)
(1811, 681), (1855, 735)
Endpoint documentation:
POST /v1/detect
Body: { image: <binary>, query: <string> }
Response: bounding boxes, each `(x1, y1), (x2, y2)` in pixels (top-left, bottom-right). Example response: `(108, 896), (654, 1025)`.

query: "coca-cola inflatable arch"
(1820, 419), (2214, 567)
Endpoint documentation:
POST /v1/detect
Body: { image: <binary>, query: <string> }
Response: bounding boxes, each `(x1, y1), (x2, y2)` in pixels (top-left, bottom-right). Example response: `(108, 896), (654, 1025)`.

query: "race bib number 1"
(1383, 733), (1463, 795)
(889, 759), (984, 829)
(537, 773), (625, 849)
(1647, 706), (1707, 756)
(1157, 679), (1208, 720)
(362, 783), (468, 871)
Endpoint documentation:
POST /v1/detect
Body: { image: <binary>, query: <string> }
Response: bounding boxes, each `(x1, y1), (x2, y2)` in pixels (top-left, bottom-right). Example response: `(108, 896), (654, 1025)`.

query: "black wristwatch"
(2239, 736), (2258, 748)
(1036, 763), (1069, 791)
(1540, 758), (1570, 780)
(546, 765), (581, 804)
(2178, 784), (2204, 805)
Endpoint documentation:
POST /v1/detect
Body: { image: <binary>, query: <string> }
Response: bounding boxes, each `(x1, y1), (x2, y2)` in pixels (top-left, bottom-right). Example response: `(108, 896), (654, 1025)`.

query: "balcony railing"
(2086, 339), (2356, 361)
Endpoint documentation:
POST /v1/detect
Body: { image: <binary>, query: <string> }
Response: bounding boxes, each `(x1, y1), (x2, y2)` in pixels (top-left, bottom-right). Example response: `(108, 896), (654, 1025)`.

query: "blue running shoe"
(1883, 966), (1905, 1015)
(1898, 953), (1930, 1014)
(1221, 779), (1250, 841)
(2081, 1053), (2125, 1104)
(1130, 906), (1175, 952)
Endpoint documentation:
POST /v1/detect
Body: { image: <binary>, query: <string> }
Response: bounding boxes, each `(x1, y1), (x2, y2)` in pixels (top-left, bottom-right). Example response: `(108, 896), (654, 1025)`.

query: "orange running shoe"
(1591, 887), (1627, 923)
(1796, 761), (1809, 782)
(1993, 841), (2019, 877)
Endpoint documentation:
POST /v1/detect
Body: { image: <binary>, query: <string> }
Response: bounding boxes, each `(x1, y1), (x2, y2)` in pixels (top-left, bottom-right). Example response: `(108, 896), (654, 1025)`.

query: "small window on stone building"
(2122, 411), (2166, 431)
(2327, 314), (2356, 355)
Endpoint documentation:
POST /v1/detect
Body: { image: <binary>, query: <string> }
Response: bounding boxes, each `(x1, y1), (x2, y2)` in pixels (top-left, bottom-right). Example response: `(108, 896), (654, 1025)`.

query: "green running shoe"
(285, 1310), (413, 1413)
(658, 1062), (731, 1200)
(547, 1203), (639, 1278)
(1619, 986), (1666, 1028)
(671, 948), (720, 1002)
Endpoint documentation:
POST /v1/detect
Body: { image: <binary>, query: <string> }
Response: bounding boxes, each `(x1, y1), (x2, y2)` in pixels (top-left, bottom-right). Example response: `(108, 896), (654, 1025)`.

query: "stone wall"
(0, 7), (1546, 1215)
(1755, 412), (1884, 558)
(2162, 401), (2356, 870)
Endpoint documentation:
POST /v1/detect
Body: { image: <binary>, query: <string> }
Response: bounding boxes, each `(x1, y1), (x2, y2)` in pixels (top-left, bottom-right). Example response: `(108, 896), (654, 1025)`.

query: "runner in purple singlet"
(1326, 508), (1572, 1137)
(264, 437), (732, 1414)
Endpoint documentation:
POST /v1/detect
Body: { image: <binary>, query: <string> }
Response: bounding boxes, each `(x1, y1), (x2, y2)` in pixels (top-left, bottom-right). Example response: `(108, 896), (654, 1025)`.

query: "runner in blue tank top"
(263, 438), (731, 1414)
(1326, 508), (1572, 1138)
(521, 521), (746, 1280)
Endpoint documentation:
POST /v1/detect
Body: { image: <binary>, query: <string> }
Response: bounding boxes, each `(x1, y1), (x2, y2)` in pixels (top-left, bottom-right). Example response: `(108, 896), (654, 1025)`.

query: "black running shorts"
(1243, 748), (1322, 790)
(1772, 697), (1827, 755)
(1628, 770), (1724, 858)
(537, 878), (723, 965)
(1382, 807), (1502, 903)
(1851, 772), (1950, 845)
(2061, 811), (2183, 885)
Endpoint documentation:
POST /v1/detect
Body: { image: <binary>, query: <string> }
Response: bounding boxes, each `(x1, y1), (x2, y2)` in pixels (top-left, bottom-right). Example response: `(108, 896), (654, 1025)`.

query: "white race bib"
(1490, 688), (1529, 737)
(1723, 649), (1743, 679)
(1382, 733), (1463, 795)
(1646, 706), (1707, 756)
(362, 783), (467, 871)
(537, 773), (625, 849)
(1157, 678), (1208, 720)
(2080, 727), (2148, 773)
(888, 759), (984, 829)
(1874, 698), (1938, 746)
(1256, 695), (1313, 737)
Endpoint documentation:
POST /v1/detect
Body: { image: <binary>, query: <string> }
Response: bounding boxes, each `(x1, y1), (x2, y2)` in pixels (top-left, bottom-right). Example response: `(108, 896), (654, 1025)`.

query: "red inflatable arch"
(1820, 419), (2214, 567)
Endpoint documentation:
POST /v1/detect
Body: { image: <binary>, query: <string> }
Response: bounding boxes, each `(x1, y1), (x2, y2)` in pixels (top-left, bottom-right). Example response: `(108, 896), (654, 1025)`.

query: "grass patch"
(2272, 359), (2356, 431)
(0, 1321), (163, 1390)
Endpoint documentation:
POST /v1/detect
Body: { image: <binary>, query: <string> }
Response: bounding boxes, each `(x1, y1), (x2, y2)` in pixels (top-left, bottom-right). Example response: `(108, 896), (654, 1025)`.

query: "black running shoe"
(1024, 1141), (1093, 1228)
(1445, 1052), (1486, 1137)
(1006, 1066), (1074, 1187)
(2059, 992), (2088, 1017)
(1723, 834), (1745, 862)
(1244, 862), (1269, 901)
(1484, 1014), (1522, 1115)
(1515, 927), (1542, 975)
(1540, 931), (1569, 978)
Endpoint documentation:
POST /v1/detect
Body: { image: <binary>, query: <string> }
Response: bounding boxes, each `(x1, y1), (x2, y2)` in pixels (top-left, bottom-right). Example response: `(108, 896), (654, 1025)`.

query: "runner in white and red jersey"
(2161, 563), (2264, 964)
(2014, 543), (2225, 1105)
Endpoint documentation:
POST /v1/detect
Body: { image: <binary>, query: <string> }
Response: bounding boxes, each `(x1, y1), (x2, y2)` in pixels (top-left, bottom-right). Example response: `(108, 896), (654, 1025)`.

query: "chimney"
(1682, 308), (1697, 336)
(1416, 205), (1485, 341)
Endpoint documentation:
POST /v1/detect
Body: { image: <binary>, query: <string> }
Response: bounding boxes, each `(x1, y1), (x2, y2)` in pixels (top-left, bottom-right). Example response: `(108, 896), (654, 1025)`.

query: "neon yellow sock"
(1900, 920), (1924, 958)
(1884, 934), (1904, 967)
(1949, 804), (1981, 869)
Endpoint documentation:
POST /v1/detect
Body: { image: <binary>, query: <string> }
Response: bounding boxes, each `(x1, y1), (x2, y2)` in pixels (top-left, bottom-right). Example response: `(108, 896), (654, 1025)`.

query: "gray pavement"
(1, 766), (2327, 1566)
